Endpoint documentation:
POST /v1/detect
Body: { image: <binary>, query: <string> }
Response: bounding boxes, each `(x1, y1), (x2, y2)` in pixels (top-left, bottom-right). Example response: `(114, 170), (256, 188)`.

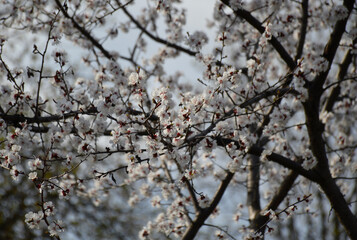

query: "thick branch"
(264, 171), (299, 212)
(247, 155), (262, 232)
(308, 0), (355, 103)
(317, 171), (357, 239)
(323, 38), (356, 113)
(304, 0), (354, 168)
(294, 0), (308, 61)
(251, 169), (300, 234)
(0, 107), (158, 128)
(248, 145), (318, 182)
(249, 157), (303, 236)
(1, 108), (94, 125)
(302, 1), (357, 238)
(215, 137), (318, 182)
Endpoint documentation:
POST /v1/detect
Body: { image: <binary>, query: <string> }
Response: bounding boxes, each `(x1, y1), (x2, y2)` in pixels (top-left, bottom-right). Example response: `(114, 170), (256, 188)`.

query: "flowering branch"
(323, 38), (356, 113)
(182, 171), (235, 240)
(302, 0), (357, 238)
(220, 0), (296, 70)
(258, 194), (312, 235)
(1, 0), (356, 239)
(120, 4), (197, 56)
(54, 0), (114, 60)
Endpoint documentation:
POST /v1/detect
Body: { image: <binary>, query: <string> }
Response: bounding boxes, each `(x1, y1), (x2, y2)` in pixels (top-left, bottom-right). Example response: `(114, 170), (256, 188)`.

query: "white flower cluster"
(184, 31), (208, 51)
(25, 211), (44, 230)
(25, 202), (63, 236)
(259, 23), (273, 48)
(0, 0), (356, 239)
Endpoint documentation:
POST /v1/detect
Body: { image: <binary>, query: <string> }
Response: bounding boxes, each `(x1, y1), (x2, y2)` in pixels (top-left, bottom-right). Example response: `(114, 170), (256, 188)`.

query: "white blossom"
(48, 220), (64, 237)
(25, 211), (43, 229)
(28, 172), (37, 180)
(185, 31), (208, 51)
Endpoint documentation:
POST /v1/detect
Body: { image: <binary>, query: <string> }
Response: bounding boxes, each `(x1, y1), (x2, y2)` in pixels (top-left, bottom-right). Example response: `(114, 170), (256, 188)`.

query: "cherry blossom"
(0, 0), (356, 239)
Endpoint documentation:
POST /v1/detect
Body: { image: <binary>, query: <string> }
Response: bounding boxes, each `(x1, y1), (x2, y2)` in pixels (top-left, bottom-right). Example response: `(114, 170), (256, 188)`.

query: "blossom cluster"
(0, 0), (356, 239)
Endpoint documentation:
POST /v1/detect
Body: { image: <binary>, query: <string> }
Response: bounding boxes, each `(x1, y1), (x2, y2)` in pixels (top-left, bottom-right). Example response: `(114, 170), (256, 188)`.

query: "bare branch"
(294, 0), (308, 61)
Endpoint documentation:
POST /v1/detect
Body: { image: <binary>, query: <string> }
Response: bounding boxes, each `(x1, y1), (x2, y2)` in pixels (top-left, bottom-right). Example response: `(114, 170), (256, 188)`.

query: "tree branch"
(247, 155), (263, 233)
(215, 137), (318, 182)
(181, 171), (234, 240)
(302, 1), (357, 238)
(323, 38), (356, 113)
(253, 169), (300, 234)
(220, 0), (296, 71)
(248, 145), (318, 182)
(303, 0), (354, 169)
(294, 0), (308, 61)
(54, 0), (114, 60)
(318, 171), (357, 239)
(0, 106), (158, 127)
(121, 6), (198, 56)
(264, 171), (299, 212)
